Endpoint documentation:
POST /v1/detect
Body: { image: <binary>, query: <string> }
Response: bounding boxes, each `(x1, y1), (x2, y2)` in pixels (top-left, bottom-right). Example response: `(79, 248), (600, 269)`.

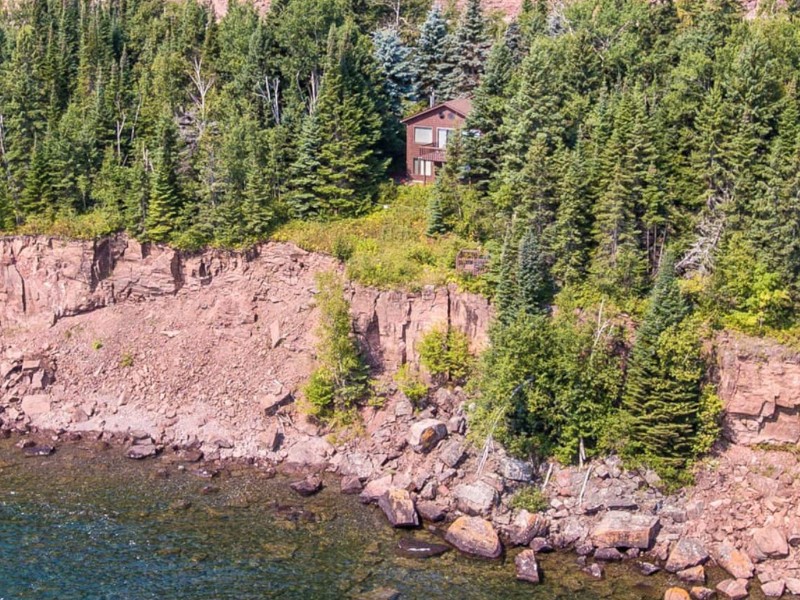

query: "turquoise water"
(0, 439), (668, 599)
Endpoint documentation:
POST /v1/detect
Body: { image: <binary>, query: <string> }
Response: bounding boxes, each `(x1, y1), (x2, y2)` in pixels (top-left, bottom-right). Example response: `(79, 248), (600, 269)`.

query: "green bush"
(509, 486), (548, 513)
(394, 364), (428, 406)
(418, 325), (473, 383)
(303, 273), (368, 422)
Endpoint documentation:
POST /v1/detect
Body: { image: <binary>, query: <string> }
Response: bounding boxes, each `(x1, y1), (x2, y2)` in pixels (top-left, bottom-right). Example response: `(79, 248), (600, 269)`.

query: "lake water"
(0, 438), (669, 599)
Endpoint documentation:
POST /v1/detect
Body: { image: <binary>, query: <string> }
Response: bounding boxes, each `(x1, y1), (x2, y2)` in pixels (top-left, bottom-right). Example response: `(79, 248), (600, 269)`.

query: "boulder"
(416, 500), (446, 523)
(290, 475), (323, 497)
(582, 563), (604, 579)
(639, 562), (661, 576)
(20, 395), (50, 417)
(594, 547), (624, 562)
(501, 457), (533, 482)
(23, 444), (55, 457)
(396, 537), (450, 559)
(677, 566), (705, 584)
(356, 588), (400, 600)
(689, 587), (715, 600)
(786, 577), (800, 594)
(591, 511), (660, 550)
(378, 488), (419, 528)
(508, 510), (549, 546)
(445, 516), (503, 559)
(360, 475), (393, 504)
(664, 589), (691, 600)
(408, 419), (447, 453)
(666, 538), (710, 573)
(530, 538), (553, 553)
(762, 580), (785, 597)
(453, 481), (498, 516)
(715, 541), (755, 580)
(752, 527), (789, 560)
(284, 437), (334, 472)
(716, 578), (748, 600)
(260, 391), (294, 416)
(340, 476), (363, 495)
(126, 443), (157, 459)
(514, 549), (540, 584)
(438, 439), (466, 468)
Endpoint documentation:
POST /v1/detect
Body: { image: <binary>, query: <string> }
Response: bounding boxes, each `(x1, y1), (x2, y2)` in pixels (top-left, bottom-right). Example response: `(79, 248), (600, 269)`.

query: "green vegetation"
(303, 272), (369, 423)
(119, 352), (135, 368)
(418, 325), (473, 384)
(91, 339), (104, 351)
(274, 186), (486, 290)
(393, 364), (428, 406)
(509, 486), (548, 513)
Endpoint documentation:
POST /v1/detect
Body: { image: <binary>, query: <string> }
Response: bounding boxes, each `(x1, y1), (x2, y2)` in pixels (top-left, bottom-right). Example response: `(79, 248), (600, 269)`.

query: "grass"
(273, 185), (490, 292)
(509, 486), (549, 513)
(7, 208), (123, 240)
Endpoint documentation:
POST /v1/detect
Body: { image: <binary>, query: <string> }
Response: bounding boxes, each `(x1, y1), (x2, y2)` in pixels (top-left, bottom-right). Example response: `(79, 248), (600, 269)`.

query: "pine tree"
(517, 227), (551, 314)
(552, 141), (592, 286)
(451, 0), (490, 96)
(621, 252), (704, 471)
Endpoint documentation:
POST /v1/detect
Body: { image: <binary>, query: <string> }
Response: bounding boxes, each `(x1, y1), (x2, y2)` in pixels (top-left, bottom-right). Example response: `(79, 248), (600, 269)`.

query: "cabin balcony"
(418, 145), (447, 163)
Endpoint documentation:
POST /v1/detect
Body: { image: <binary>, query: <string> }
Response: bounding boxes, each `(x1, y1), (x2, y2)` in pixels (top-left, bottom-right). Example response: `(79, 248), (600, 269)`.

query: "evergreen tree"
(517, 226), (551, 314)
(426, 192), (446, 236)
(413, 5), (451, 105)
(144, 114), (182, 242)
(621, 252), (704, 472)
(372, 27), (414, 116)
(451, 0), (490, 96)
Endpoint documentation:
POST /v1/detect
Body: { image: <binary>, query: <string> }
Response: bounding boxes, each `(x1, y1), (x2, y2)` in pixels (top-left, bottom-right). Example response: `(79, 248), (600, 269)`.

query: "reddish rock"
(762, 580), (785, 597)
(664, 589), (691, 600)
(126, 443), (157, 459)
(591, 511), (660, 550)
(360, 475), (393, 504)
(416, 500), (446, 523)
(453, 481), (498, 516)
(290, 475), (322, 497)
(785, 577), (800, 594)
(677, 566), (705, 584)
(378, 488), (419, 528)
(507, 510), (549, 546)
(444, 516), (503, 559)
(407, 419), (447, 453)
(514, 549), (540, 584)
(20, 395), (50, 417)
(715, 540), (755, 579)
(666, 538), (710, 573)
(690, 587), (715, 600)
(594, 547), (624, 562)
(716, 578), (748, 600)
(752, 526), (789, 560)
(582, 563), (604, 579)
(340, 475), (363, 495)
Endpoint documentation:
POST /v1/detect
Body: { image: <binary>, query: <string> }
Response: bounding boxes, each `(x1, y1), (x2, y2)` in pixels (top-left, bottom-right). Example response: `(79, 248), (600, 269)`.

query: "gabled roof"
(401, 98), (473, 124)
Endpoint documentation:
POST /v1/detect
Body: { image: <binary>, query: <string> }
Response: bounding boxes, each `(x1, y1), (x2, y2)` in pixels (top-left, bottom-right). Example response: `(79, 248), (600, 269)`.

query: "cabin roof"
(401, 98), (473, 124)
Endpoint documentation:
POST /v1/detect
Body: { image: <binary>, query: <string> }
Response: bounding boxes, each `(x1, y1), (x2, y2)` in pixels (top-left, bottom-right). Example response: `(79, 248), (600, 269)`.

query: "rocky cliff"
(0, 234), (490, 454)
(718, 332), (800, 446)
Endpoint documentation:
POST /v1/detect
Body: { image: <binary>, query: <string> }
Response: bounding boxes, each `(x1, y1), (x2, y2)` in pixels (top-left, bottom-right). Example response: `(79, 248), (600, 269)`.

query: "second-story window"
(414, 126), (433, 145)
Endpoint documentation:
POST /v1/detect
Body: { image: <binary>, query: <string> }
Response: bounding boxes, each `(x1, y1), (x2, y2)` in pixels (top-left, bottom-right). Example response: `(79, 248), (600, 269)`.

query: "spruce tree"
(451, 0), (490, 96)
(426, 193), (446, 236)
(517, 226), (551, 314)
(144, 114), (182, 243)
(621, 252), (704, 472)
(413, 5), (451, 105)
(372, 27), (414, 116)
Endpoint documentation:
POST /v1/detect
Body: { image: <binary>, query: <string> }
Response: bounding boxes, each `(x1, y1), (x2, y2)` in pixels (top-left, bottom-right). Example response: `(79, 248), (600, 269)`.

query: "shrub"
(303, 273), (368, 422)
(119, 352), (135, 368)
(418, 325), (473, 383)
(509, 486), (548, 513)
(394, 364), (428, 406)
(91, 339), (104, 351)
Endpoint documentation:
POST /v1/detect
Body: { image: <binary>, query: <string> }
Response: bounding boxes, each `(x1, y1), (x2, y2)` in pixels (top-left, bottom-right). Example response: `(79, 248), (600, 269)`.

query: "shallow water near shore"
(0, 439), (678, 600)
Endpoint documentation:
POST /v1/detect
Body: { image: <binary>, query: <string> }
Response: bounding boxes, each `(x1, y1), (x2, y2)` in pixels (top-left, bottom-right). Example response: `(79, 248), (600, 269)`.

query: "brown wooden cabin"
(401, 98), (473, 184)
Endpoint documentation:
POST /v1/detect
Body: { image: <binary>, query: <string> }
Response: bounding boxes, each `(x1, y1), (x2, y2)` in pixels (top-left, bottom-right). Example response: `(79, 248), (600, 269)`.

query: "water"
(0, 439), (668, 599)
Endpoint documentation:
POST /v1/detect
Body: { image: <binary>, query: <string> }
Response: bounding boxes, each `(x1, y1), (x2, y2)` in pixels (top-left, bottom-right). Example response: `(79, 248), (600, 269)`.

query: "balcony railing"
(418, 144), (447, 162)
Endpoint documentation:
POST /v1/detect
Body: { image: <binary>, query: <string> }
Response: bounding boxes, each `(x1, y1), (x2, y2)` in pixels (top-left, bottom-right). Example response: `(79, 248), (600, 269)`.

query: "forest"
(3, 0), (800, 479)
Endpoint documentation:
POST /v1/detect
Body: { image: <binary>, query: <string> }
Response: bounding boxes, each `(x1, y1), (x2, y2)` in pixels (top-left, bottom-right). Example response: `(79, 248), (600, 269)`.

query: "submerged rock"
(396, 537), (450, 558)
(23, 444), (55, 457)
(290, 475), (323, 497)
(514, 549), (540, 584)
(126, 443), (157, 460)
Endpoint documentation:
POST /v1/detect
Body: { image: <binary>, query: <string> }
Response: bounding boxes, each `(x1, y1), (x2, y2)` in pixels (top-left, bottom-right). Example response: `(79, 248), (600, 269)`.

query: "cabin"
(401, 98), (473, 184)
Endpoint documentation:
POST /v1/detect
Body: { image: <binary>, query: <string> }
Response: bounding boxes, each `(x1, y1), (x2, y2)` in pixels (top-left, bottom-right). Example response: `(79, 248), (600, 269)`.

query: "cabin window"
(414, 126), (433, 145)
(437, 128), (455, 148)
(413, 158), (433, 177)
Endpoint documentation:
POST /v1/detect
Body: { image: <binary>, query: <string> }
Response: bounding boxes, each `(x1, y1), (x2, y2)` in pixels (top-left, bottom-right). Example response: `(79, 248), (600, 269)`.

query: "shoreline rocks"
(444, 516), (503, 559)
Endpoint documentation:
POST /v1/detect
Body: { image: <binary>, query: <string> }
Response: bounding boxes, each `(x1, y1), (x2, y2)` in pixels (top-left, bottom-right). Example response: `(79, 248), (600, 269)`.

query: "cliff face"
(718, 332), (800, 445)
